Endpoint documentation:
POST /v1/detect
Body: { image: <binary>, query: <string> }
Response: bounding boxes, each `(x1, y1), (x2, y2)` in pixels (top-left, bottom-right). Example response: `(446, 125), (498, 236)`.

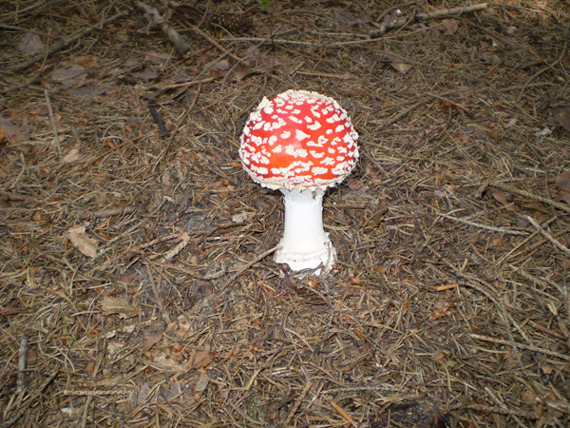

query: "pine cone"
(208, 12), (252, 34)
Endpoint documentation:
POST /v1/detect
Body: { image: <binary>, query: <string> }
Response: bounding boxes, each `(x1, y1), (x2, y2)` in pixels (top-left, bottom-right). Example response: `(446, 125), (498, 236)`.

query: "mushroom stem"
(275, 188), (336, 272)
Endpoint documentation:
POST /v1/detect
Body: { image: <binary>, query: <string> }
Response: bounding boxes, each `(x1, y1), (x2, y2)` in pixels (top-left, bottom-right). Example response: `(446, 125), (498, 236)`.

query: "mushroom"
(239, 89), (359, 272)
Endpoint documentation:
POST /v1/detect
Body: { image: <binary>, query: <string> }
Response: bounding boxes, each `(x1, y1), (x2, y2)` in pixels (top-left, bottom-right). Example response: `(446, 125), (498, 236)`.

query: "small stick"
(159, 76), (215, 90)
(370, 3), (488, 37)
(133, 233), (180, 252)
(437, 212), (528, 236)
(136, 1), (190, 55)
(471, 333), (570, 362)
(284, 382), (312, 426)
(78, 206), (136, 220)
(189, 24), (250, 66)
(62, 388), (132, 396)
(148, 103), (169, 137)
(44, 89), (62, 159)
(80, 396), (93, 428)
(525, 215), (570, 256)
(490, 181), (570, 214)
(158, 232), (191, 263)
(456, 403), (538, 420)
(16, 335), (28, 393)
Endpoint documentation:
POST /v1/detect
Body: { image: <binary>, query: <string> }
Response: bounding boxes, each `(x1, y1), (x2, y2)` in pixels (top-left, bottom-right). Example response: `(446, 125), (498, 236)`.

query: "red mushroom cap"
(239, 90), (359, 190)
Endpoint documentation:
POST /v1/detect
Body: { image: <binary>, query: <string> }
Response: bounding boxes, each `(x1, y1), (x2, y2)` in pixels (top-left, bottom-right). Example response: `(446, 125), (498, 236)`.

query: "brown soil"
(1, 1), (569, 427)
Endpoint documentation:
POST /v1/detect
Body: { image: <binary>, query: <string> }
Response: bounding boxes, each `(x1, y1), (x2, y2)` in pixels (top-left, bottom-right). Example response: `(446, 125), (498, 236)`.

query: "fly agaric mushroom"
(239, 89), (359, 272)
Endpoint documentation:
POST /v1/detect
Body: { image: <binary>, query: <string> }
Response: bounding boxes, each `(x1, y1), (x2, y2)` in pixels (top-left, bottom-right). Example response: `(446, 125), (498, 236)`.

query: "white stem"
(275, 188), (336, 272)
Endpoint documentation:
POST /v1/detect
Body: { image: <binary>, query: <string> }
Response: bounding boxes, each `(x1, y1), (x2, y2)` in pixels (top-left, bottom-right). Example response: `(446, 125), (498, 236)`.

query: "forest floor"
(1, 1), (569, 427)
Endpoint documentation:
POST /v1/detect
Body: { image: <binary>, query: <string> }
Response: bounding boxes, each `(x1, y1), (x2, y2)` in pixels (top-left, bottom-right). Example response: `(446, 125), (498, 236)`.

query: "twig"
(132, 232), (181, 252)
(455, 403), (538, 420)
(80, 396), (93, 428)
(16, 335), (28, 393)
(370, 3), (488, 37)
(12, 11), (129, 73)
(284, 382), (312, 426)
(490, 181), (570, 214)
(148, 103), (169, 137)
(159, 76), (215, 90)
(471, 333), (570, 362)
(78, 207), (136, 220)
(524, 215), (570, 256)
(44, 89), (62, 159)
(437, 212), (528, 235)
(62, 388), (132, 396)
(136, 1), (190, 56)
(188, 24), (250, 66)
(158, 232), (191, 263)
(225, 4), (487, 48)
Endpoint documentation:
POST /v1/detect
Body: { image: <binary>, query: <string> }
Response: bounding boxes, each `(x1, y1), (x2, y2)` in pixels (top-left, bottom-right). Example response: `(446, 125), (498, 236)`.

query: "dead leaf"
(145, 51), (171, 64)
(195, 372), (209, 392)
(171, 314), (191, 336)
(0, 118), (27, 144)
(384, 52), (412, 74)
(431, 350), (447, 364)
(552, 105), (570, 132)
(75, 55), (98, 68)
(193, 346), (212, 369)
(539, 359), (553, 375)
(441, 19), (459, 35)
(244, 46), (275, 68)
(99, 295), (137, 317)
(124, 57), (140, 67)
(534, 127), (552, 137)
(49, 64), (86, 87)
(492, 189), (511, 205)
(131, 382), (151, 407)
(130, 70), (159, 81)
(65, 224), (98, 257)
(151, 352), (187, 372)
(492, 189), (520, 211)
(142, 331), (163, 351)
(205, 59), (230, 77)
(555, 171), (570, 192)
(333, 8), (371, 25)
(65, 84), (116, 97)
(62, 147), (81, 163)
(17, 32), (44, 55)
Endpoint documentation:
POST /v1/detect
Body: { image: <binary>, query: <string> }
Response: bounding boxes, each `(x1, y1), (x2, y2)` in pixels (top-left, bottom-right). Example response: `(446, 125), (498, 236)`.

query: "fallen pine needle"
(329, 399), (356, 426)
(436, 283), (459, 291)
